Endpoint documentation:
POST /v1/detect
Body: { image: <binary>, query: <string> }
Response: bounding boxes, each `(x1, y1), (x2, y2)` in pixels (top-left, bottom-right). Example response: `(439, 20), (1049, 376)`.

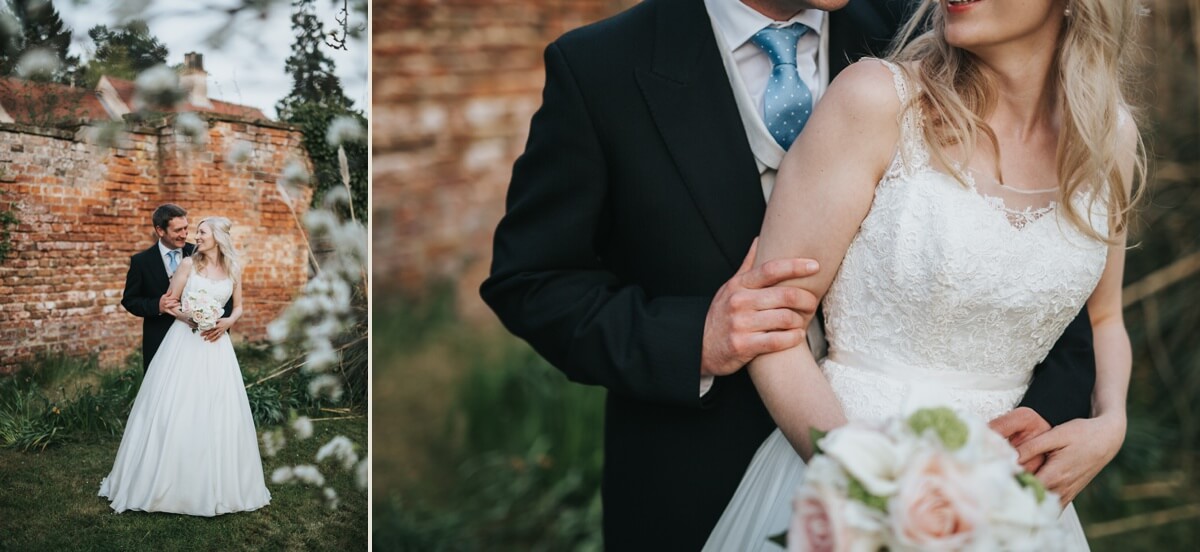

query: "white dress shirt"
(700, 0), (830, 396)
(158, 240), (183, 278)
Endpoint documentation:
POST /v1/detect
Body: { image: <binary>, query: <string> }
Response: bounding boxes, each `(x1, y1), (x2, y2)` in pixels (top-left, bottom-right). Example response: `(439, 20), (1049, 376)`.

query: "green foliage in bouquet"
(908, 406), (968, 451)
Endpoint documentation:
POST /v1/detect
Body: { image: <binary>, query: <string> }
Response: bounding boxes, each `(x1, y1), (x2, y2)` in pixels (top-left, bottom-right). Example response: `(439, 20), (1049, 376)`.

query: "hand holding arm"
(159, 294), (180, 314)
(163, 259), (195, 327)
(701, 238), (821, 380)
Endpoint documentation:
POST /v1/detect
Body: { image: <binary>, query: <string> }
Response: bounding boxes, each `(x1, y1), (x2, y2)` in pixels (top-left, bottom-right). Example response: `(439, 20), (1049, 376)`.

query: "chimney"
(180, 52), (212, 109)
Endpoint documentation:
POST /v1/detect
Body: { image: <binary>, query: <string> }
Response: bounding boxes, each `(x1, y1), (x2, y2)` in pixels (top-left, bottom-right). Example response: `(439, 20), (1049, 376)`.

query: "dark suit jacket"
(121, 242), (233, 370)
(481, 0), (1095, 548)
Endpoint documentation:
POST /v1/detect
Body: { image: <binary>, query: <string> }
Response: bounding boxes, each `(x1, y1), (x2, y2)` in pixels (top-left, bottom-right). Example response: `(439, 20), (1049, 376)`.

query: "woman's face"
(195, 222), (216, 254)
(943, 0), (1066, 54)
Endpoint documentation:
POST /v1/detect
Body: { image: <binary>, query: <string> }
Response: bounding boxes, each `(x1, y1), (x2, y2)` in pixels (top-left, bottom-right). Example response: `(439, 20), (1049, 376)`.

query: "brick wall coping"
(0, 112), (300, 142)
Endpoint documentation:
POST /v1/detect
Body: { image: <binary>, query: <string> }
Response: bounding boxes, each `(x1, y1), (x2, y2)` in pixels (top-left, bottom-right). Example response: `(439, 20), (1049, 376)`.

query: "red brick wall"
(371, 0), (636, 319)
(0, 114), (313, 369)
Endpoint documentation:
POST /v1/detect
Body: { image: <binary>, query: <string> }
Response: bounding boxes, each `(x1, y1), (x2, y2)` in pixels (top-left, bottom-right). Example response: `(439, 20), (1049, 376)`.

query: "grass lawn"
(0, 417), (366, 551)
(0, 350), (366, 551)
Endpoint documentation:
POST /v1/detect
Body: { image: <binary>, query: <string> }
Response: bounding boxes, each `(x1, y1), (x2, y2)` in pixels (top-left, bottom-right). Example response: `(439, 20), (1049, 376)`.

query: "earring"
(1064, 3), (1072, 17)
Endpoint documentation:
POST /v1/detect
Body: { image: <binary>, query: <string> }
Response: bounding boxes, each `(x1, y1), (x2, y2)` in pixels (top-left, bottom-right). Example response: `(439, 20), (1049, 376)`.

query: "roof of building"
(0, 71), (268, 127)
(101, 76), (267, 120)
(0, 77), (112, 125)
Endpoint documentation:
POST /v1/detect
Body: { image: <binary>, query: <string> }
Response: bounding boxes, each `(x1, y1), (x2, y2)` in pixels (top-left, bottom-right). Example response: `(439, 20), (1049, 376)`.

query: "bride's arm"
(1016, 115), (1139, 503)
(748, 61), (902, 459)
(163, 258), (193, 323)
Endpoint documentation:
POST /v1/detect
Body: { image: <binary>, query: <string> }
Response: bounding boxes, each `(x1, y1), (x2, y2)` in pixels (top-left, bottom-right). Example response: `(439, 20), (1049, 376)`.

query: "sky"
(55, 0), (368, 119)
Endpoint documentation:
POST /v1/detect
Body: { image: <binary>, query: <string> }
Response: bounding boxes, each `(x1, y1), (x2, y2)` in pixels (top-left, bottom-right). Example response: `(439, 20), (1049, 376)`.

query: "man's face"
(155, 217), (189, 249)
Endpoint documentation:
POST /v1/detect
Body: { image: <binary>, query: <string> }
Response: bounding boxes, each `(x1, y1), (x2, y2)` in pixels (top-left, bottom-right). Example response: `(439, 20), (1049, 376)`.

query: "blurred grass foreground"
(372, 1), (1200, 550)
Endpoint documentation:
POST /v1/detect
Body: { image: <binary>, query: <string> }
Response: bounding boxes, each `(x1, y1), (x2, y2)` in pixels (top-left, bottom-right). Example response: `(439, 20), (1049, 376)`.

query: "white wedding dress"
(99, 269), (271, 516)
(703, 61), (1104, 550)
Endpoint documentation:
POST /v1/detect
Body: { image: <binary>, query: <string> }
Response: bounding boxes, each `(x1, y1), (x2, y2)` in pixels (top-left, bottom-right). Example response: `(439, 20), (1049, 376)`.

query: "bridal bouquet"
(781, 407), (1063, 551)
(183, 288), (223, 333)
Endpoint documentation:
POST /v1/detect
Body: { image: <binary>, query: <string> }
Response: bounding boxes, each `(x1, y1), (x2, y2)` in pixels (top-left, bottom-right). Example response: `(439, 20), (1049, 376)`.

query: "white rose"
(821, 425), (906, 497)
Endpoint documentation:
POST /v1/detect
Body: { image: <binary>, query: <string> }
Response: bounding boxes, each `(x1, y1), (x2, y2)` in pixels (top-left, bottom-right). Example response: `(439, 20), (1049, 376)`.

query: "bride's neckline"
(193, 271), (231, 283)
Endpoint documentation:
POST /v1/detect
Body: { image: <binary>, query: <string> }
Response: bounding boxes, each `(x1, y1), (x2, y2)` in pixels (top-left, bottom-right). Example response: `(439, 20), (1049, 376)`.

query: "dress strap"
(872, 58), (931, 177)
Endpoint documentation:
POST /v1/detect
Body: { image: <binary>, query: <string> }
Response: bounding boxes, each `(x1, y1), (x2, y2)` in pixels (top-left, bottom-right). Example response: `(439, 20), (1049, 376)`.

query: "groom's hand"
(701, 238), (820, 378)
(989, 407), (1051, 473)
(158, 294), (179, 314)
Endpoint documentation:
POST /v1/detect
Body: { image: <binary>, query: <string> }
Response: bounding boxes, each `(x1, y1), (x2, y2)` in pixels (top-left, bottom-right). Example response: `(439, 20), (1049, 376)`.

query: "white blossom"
(325, 116), (365, 147)
(305, 342), (340, 372)
(133, 64), (184, 111)
(174, 112), (209, 145)
(0, 13), (19, 53)
(282, 159), (311, 188)
(355, 459), (368, 490)
(303, 209), (339, 235)
(291, 464), (325, 486)
(307, 374), (344, 402)
(266, 318), (289, 342)
(270, 466), (294, 484)
(323, 486), (339, 510)
(260, 429), (286, 457)
(316, 435), (358, 470)
(15, 49), (59, 79)
(84, 122), (128, 149)
(226, 140), (254, 167)
(292, 416), (314, 440)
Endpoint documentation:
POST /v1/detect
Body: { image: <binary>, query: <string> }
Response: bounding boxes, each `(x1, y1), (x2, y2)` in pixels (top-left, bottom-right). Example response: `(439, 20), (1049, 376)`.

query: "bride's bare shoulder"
(819, 58), (906, 125)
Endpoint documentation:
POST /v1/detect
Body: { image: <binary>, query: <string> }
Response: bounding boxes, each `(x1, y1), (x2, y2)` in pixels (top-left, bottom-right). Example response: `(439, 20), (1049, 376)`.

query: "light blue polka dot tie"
(751, 24), (813, 150)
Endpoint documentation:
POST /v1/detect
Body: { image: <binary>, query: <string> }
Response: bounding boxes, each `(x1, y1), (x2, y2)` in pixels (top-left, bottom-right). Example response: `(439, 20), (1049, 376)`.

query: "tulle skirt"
(99, 320), (271, 516)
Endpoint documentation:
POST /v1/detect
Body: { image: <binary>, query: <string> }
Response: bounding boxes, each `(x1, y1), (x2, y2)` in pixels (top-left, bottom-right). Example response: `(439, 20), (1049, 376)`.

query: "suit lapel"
(146, 243), (171, 293)
(635, 0), (764, 270)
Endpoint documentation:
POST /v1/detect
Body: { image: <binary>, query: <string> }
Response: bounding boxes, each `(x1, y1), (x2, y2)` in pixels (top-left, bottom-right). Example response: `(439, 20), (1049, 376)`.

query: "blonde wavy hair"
(194, 217), (243, 282)
(887, 0), (1146, 242)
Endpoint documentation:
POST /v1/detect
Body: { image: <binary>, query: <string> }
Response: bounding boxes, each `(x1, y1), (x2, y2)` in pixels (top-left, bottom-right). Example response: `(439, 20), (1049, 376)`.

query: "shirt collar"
(705, 0), (825, 53)
(157, 240), (181, 257)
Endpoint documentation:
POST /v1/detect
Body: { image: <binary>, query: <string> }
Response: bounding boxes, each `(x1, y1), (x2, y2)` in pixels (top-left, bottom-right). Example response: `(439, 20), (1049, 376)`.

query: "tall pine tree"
(275, 0), (365, 220)
(275, 0), (352, 118)
(0, 0), (80, 84)
(82, 21), (169, 87)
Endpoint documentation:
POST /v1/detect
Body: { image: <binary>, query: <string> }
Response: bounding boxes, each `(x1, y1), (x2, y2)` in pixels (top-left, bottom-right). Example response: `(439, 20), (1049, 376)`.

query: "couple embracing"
(483, 0), (1140, 549)
(99, 204), (270, 516)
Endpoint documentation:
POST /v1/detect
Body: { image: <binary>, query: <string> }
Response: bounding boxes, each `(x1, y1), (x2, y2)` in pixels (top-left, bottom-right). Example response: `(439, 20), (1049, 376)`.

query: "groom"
(482, 0), (1097, 549)
(121, 204), (230, 371)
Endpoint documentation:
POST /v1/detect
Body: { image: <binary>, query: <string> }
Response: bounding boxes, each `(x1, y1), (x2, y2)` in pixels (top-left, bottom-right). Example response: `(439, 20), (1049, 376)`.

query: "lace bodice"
(181, 269), (234, 309)
(820, 61), (1109, 422)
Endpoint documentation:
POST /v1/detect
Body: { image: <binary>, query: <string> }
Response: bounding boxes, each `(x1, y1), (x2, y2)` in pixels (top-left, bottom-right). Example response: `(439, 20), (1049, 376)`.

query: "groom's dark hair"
(152, 204), (188, 230)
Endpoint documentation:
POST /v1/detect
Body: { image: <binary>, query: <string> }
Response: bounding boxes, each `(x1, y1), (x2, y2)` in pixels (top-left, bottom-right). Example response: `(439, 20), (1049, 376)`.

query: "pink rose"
(789, 486), (845, 552)
(890, 452), (982, 550)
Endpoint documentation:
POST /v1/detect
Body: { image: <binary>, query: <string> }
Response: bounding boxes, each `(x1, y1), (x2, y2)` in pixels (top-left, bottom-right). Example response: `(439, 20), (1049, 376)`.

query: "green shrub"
(0, 379), (61, 451)
(373, 295), (607, 551)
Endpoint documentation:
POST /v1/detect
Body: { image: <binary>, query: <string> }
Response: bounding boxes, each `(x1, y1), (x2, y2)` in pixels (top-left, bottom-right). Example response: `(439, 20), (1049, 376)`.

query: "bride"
(705, 0), (1141, 549)
(99, 217), (271, 516)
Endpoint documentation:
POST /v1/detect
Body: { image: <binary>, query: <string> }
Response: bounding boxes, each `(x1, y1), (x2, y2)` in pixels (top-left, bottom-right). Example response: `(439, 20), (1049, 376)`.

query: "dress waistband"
(825, 350), (1031, 392)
